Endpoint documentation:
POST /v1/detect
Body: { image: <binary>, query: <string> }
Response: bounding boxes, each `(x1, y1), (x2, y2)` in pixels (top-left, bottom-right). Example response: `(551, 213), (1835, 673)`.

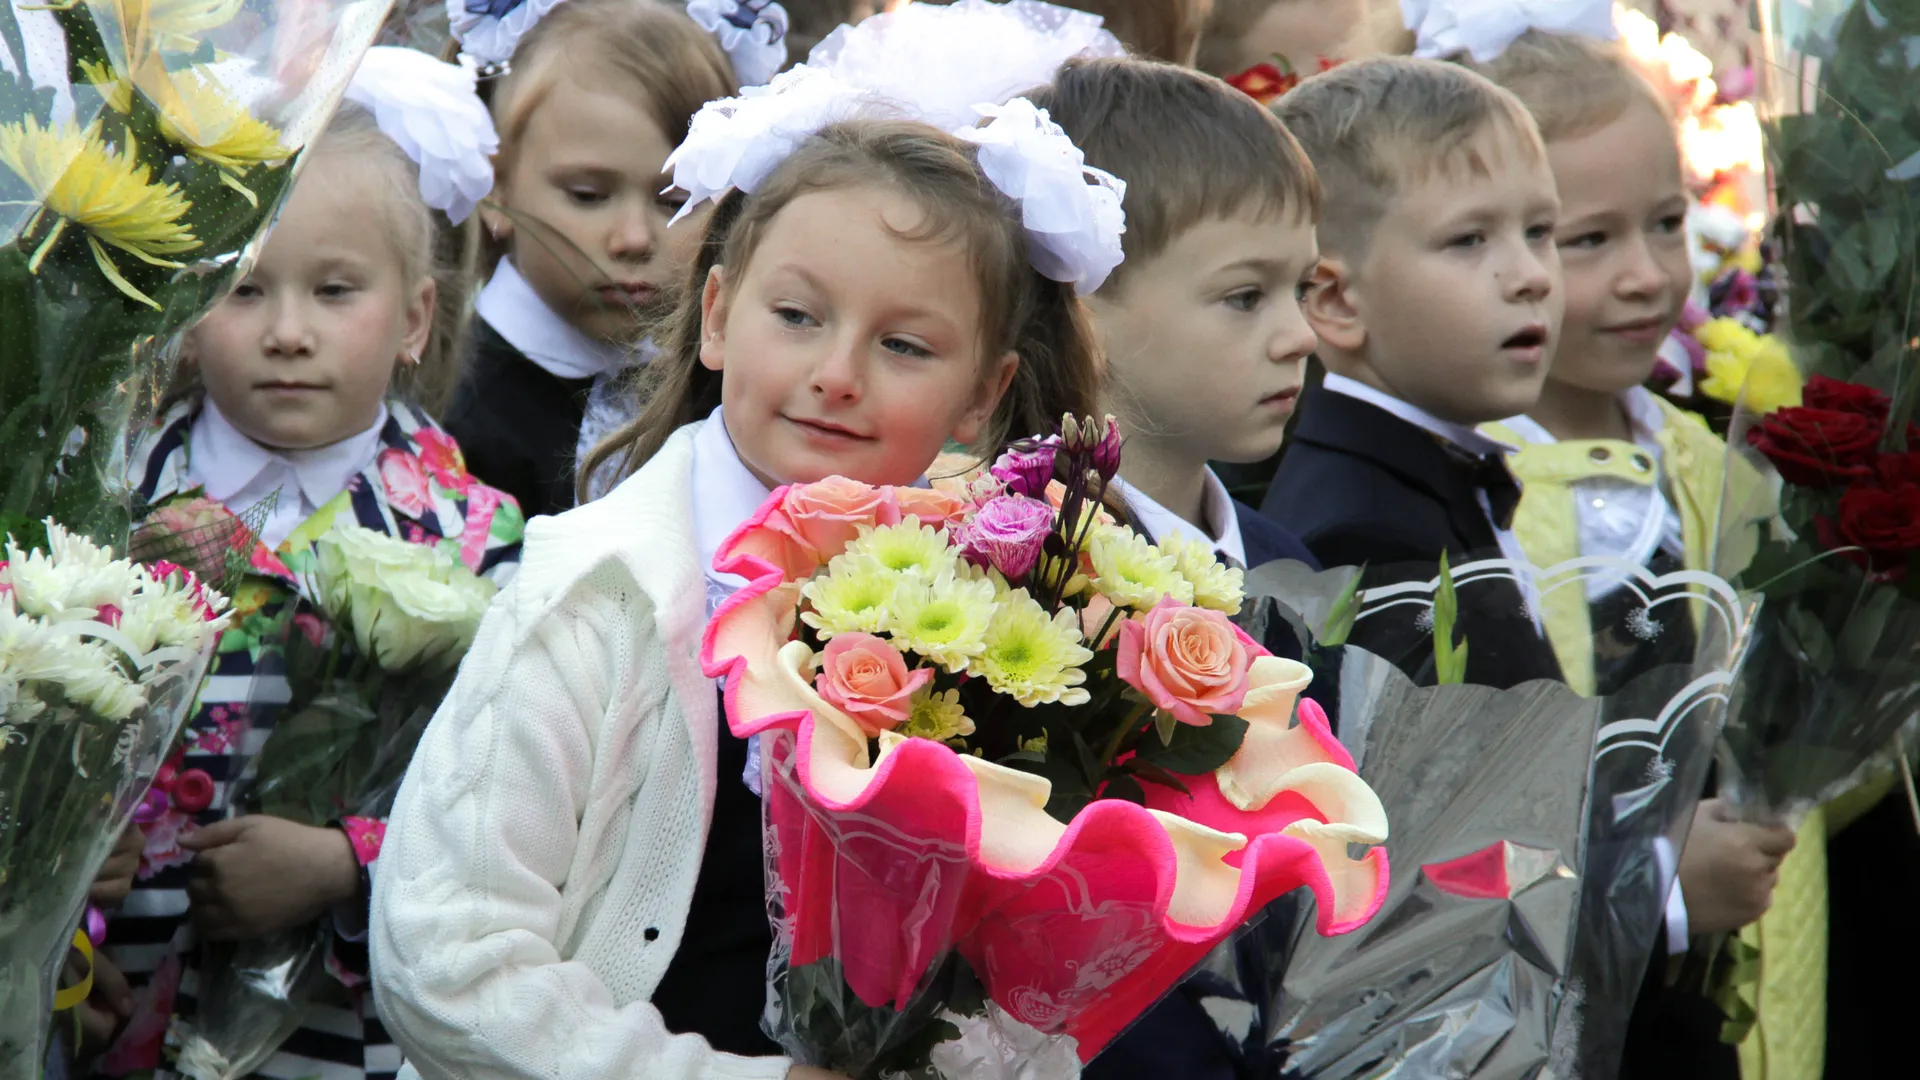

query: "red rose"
(1801, 375), (1890, 421)
(1745, 406), (1883, 487)
(1876, 451), (1920, 487)
(1815, 483), (1920, 574)
(1225, 62), (1300, 104)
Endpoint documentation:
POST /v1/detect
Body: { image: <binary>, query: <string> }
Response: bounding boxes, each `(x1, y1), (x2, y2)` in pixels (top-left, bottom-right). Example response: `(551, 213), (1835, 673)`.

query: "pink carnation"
(813, 632), (932, 738)
(1116, 598), (1256, 727)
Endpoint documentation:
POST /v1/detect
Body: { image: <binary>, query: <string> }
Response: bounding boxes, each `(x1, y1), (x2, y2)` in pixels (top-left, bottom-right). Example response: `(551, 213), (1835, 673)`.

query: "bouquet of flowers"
(0, 0), (393, 553)
(174, 521), (497, 1080)
(0, 521), (229, 1080)
(702, 417), (1391, 1077)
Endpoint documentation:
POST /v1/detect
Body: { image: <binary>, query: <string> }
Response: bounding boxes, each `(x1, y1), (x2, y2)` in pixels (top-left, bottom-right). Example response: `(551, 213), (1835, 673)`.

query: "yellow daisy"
(800, 554), (898, 639)
(1161, 532), (1245, 615)
(844, 521), (961, 581)
(1085, 524), (1194, 611)
(0, 118), (198, 308)
(886, 570), (996, 672)
(900, 687), (975, 743)
(976, 589), (1093, 707)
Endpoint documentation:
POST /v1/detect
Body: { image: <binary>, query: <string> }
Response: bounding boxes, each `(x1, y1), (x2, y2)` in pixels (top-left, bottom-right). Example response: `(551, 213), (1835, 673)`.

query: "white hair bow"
(345, 47), (499, 224)
(687, 0), (791, 87)
(1400, 0), (1618, 62)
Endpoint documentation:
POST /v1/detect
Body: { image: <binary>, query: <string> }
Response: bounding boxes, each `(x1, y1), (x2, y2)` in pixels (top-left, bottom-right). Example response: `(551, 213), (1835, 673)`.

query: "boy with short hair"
(1031, 55), (1322, 576)
(1259, 55), (1566, 687)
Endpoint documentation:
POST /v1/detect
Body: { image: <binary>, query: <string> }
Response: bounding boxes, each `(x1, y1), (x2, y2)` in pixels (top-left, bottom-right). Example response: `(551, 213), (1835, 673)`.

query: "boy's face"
(1090, 209), (1320, 467)
(1342, 140), (1564, 425)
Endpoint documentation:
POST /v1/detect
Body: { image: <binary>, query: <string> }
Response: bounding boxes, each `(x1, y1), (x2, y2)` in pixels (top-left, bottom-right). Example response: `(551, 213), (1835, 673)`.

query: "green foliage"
(1432, 550), (1469, 686)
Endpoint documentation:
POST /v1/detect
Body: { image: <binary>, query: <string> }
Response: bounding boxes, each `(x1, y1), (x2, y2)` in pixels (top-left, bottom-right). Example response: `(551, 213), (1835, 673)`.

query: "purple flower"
(990, 438), (1059, 499)
(1714, 268), (1760, 317)
(1091, 416), (1123, 480)
(961, 495), (1056, 582)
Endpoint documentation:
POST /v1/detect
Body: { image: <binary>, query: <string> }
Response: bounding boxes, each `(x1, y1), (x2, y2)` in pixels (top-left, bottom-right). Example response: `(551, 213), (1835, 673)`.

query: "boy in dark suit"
(1030, 57), (1321, 582)
(1260, 57), (1565, 688)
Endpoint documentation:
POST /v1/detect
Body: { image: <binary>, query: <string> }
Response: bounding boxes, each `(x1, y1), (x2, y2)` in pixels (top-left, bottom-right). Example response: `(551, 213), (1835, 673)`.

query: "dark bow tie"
(1442, 442), (1522, 531)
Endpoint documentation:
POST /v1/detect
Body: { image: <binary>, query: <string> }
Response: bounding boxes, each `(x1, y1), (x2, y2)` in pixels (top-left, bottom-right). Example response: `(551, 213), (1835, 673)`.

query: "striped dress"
(95, 397), (524, 1080)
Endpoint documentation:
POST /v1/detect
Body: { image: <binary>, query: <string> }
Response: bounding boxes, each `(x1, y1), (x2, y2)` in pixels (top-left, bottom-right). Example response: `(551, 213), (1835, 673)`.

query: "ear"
(400, 276), (436, 365)
(478, 197), (512, 244)
(1302, 256), (1367, 354)
(950, 351), (1020, 446)
(698, 265), (730, 373)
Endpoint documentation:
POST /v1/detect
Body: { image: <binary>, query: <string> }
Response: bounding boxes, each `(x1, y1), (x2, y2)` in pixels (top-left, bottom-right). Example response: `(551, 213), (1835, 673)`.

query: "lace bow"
(1400, 0), (1618, 62)
(955, 99), (1126, 295)
(345, 47), (498, 224)
(686, 0), (791, 87)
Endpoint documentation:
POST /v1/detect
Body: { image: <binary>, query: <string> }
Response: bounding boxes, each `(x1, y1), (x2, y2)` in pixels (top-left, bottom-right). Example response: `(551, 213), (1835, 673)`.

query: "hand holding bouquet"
(176, 522), (496, 1080)
(0, 521), (229, 1079)
(704, 416), (1390, 1076)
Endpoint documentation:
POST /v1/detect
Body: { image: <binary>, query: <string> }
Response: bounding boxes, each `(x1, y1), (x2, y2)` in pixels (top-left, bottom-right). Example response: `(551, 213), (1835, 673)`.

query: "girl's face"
(1546, 101), (1692, 396)
(190, 153), (432, 451)
(700, 185), (1019, 488)
(491, 70), (709, 343)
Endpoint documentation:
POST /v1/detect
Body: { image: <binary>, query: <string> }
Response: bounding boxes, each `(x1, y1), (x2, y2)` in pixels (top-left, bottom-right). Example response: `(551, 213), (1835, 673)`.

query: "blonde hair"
(579, 119), (1104, 496)
(1027, 56), (1319, 289)
(1457, 28), (1671, 143)
(1274, 56), (1546, 260)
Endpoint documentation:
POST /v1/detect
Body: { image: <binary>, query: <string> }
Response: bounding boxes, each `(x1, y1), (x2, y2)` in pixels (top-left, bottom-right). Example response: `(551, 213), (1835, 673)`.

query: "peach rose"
(768, 477), (902, 560)
(1115, 598), (1257, 727)
(890, 486), (968, 531)
(812, 633), (932, 737)
(1079, 593), (1124, 649)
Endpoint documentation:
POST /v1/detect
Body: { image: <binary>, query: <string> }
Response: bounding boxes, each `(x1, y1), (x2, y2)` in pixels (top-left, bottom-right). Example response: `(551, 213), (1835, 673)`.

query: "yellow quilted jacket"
(1483, 397), (1824, 1080)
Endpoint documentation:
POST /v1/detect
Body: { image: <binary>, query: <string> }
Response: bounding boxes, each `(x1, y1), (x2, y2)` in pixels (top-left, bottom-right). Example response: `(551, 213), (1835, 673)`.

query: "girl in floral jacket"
(91, 105), (522, 1080)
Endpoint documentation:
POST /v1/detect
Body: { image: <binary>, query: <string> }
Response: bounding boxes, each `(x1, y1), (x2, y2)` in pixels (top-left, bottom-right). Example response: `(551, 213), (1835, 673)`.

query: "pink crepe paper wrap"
(703, 486), (1391, 1060)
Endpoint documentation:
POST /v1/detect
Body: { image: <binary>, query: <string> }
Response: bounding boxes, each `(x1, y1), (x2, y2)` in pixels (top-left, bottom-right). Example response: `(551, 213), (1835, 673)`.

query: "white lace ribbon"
(1400, 0), (1618, 62)
(686, 0), (791, 87)
(345, 47), (498, 224)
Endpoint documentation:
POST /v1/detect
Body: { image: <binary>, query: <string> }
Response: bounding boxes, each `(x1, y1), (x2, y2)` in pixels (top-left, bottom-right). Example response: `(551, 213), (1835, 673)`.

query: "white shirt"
(187, 398), (387, 550)
(1497, 388), (1685, 600)
(1111, 469), (1246, 567)
(690, 407), (774, 618)
(474, 259), (632, 381)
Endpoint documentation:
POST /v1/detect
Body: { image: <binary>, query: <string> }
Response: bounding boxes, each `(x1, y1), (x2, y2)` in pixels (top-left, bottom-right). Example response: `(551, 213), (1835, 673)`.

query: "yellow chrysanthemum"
(976, 589), (1093, 707)
(1160, 533), (1244, 615)
(800, 554), (898, 639)
(82, 62), (290, 174)
(1085, 524), (1194, 611)
(81, 0), (247, 53)
(845, 521), (961, 581)
(1696, 318), (1803, 414)
(886, 571), (996, 672)
(0, 118), (198, 308)
(900, 687), (975, 743)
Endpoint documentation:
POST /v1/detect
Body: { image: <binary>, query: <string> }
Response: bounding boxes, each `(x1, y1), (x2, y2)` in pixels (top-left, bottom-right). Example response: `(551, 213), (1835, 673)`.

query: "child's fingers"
(1752, 824), (1798, 858)
(180, 817), (248, 852)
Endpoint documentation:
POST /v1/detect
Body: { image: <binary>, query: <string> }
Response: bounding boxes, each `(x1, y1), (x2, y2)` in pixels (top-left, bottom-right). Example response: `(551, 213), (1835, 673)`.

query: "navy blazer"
(1260, 386), (1562, 689)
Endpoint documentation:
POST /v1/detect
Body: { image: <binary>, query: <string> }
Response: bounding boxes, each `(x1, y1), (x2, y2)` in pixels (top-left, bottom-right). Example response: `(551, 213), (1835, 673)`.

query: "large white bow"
(686, 0), (791, 88)
(955, 99), (1126, 295)
(1400, 0), (1618, 62)
(345, 47), (499, 224)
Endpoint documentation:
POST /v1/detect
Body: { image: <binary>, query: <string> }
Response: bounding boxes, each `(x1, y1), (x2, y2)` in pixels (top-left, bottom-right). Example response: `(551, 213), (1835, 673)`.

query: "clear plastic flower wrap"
(1197, 554), (1754, 1079)
(0, 523), (230, 1080)
(701, 420), (1393, 1077)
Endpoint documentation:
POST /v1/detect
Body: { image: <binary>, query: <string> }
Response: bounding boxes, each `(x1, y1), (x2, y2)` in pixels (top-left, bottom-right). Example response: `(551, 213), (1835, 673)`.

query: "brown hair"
(1456, 28), (1671, 143)
(579, 119), (1104, 494)
(1049, 0), (1214, 65)
(1026, 56), (1319, 291)
(1274, 56), (1546, 260)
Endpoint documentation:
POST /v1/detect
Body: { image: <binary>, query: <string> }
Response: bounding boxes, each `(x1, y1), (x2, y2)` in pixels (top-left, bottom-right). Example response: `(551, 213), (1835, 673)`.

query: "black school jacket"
(1259, 385), (1562, 689)
(441, 319), (593, 520)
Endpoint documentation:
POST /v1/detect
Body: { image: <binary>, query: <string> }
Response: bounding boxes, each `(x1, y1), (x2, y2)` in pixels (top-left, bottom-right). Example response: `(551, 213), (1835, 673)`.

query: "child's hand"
(67, 944), (133, 1061)
(182, 816), (361, 941)
(90, 822), (144, 908)
(1678, 798), (1798, 937)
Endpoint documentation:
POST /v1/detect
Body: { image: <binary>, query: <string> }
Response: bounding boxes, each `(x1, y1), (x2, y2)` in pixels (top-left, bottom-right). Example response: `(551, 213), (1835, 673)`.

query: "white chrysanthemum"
(57, 641), (145, 720)
(886, 570), (997, 672)
(116, 570), (227, 654)
(900, 687), (975, 743)
(844, 521), (961, 580)
(800, 553), (900, 639)
(3, 522), (144, 619)
(0, 674), (44, 724)
(1159, 533), (1245, 615)
(0, 598), (75, 685)
(975, 588), (1093, 706)
(1084, 524), (1193, 611)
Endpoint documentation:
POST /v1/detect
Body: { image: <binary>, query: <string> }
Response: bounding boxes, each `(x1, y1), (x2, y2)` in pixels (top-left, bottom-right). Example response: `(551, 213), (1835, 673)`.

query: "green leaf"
(1134, 712), (1250, 775)
(1838, 584), (1901, 669)
(1124, 757), (1193, 797)
(1432, 550), (1469, 685)
(1100, 773), (1146, 806)
(1153, 709), (1177, 747)
(1317, 565), (1364, 647)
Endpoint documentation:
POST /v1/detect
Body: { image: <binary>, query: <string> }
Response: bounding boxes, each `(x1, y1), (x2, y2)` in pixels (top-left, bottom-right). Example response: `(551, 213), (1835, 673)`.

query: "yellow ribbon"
(53, 929), (94, 1012)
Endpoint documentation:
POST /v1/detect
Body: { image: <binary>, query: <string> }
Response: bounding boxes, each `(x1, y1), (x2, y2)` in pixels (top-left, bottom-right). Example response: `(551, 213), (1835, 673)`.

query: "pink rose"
(960, 495), (1055, 583)
(1116, 598), (1257, 727)
(813, 632), (932, 737)
(891, 486), (968, 531)
(767, 477), (902, 561)
(378, 449), (432, 518)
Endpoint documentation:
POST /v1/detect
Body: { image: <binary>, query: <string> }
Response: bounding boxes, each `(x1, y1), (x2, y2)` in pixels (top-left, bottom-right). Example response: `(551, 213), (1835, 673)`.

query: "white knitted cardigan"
(370, 422), (793, 1080)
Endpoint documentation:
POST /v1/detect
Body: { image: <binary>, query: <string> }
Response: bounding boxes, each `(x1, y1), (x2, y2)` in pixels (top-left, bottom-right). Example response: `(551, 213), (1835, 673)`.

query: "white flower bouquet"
(176, 521), (496, 1080)
(0, 521), (229, 1079)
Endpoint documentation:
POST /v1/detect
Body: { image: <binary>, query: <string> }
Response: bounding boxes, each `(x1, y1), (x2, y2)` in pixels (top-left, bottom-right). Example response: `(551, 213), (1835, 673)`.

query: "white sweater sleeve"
(369, 571), (791, 1080)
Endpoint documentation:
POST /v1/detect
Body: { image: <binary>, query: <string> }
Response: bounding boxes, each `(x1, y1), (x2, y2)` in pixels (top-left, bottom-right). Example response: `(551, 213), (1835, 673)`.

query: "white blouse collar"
(690, 407), (774, 605)
(474, 259), (632, 381)
(187, 397), (387, 511)
(1111, 469), (1245, 567)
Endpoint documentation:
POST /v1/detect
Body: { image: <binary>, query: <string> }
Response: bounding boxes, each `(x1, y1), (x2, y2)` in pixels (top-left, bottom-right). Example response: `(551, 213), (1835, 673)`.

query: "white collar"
(1322, 371), (1509, 457)
(1498, 386), (1670, 452)
(690, 407), (775, 588)
(187, 397), (388, 511)
(475, 259), (632, 381)
(1112, 469), (1245, 567)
